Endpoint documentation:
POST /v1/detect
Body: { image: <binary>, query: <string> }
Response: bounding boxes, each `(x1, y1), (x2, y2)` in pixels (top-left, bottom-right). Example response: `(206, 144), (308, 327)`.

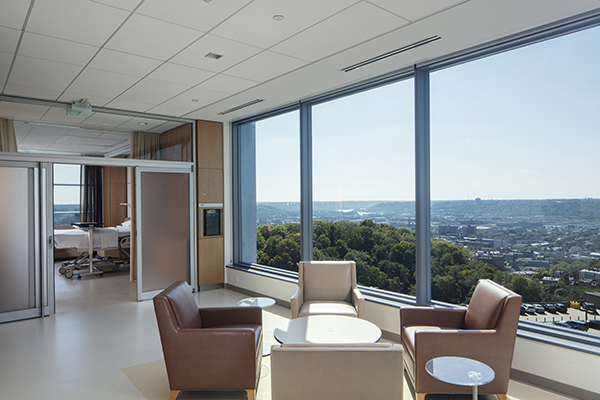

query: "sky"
(53, 164), (81, 204)
(255, 25), (600, 203)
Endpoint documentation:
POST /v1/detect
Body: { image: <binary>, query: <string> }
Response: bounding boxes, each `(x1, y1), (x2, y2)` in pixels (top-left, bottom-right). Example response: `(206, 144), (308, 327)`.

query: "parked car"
(554, 320), (588, 331)
(543, 304), (557, 313)
(534, 304), (546, 313)
(566, 320), (589, 331)
(554, 303), (568, 313)
(524, 304), (536, 314)
(520, 305), (527, 315)
(588, 320), (600, 330)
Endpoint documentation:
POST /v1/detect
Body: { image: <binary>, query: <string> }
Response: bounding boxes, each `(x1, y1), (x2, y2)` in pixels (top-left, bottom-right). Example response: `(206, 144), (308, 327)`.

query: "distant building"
(439, 225), (458, 235)
(542, 276), (559, 285)
(579, 269), (600, 281)
(463, 225), (477, 236)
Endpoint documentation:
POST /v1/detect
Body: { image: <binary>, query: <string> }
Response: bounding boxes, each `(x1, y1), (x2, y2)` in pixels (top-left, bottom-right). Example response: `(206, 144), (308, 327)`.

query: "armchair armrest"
(291, 286), (303, 319)
(199, 306), (262, 327)
(400, 306), (466, 329)
(352, 288), (365, 318)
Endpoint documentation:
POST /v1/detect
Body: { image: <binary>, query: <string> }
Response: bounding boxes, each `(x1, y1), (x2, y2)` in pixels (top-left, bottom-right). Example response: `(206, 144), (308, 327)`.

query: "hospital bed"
(54, 221), (131, 279)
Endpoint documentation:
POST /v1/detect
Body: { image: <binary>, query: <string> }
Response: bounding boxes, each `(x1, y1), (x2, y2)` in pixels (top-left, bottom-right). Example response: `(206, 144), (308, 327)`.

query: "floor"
(0, 264), (576, 400)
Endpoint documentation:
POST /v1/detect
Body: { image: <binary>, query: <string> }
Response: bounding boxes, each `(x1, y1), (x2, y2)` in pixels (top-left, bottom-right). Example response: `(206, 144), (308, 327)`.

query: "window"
(53, 164), (82, 227)
(311, 80), (415, 294)
(430, 25), (600, 336)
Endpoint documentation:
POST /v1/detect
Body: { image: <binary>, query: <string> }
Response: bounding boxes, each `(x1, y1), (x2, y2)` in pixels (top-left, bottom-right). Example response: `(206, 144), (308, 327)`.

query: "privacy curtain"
(80, 166), (103, 225)
(130, 131), (161, 160)
(0, 118), (18, 152)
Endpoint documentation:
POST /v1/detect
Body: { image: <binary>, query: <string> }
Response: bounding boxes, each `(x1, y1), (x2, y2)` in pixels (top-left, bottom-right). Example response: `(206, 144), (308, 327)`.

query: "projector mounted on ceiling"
(66, 99), (92, 118)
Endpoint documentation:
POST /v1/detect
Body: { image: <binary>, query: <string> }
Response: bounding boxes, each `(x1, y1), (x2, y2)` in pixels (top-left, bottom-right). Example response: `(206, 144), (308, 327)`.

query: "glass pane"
(255, 111), (301, 271)
(312, 80), (415, 295)
(431, 26), (600, 336)
(131, 123), (193, 162)
(0, 167), (35, 313)
(53, 164), (80, 184)
(140, 172), (190, 292)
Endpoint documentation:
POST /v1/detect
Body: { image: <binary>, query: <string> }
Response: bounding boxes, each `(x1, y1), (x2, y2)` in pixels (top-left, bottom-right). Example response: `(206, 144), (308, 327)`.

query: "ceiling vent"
(341, 35), (442, 72)
(218, 99), (264, 115)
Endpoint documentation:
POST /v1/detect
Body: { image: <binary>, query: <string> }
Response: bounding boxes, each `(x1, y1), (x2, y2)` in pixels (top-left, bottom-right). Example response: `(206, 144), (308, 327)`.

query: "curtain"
(130, 131), (161, 160)
(80, 166), (103, 225)
(0, 118), (18, 152)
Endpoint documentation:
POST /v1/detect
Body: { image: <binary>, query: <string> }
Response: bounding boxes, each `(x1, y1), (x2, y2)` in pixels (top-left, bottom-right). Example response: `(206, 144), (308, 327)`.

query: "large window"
(430, 26), (600, 335)
(53, 164), (81, 226)
(233, 17), (600, 341)
(312, 81), (415, 294)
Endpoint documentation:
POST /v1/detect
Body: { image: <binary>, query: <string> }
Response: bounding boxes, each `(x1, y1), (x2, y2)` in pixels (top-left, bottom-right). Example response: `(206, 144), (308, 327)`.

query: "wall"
(161, 124), (192, 162)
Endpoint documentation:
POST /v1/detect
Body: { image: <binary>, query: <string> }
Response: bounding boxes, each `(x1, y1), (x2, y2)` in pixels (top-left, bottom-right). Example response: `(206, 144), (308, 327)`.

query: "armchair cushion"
(464, 278), (510, 329)
(162, 281), (203, 328)
(298, 301), (359, 318)
(302, 261), (353, 302)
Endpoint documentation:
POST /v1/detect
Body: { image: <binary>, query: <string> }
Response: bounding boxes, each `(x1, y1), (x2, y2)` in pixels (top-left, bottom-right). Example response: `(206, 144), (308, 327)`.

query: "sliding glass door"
(0, 161), (53, 323)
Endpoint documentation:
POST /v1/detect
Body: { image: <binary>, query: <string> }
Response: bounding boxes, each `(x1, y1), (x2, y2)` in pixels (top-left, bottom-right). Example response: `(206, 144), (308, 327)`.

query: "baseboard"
(511, 369), (598, 400)
(198, 283), (224, 292)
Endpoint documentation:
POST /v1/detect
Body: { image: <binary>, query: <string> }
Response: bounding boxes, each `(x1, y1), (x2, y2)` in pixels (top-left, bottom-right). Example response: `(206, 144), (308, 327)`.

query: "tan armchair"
(153, 281), (262, 400)
(291, 260), (365, 319)
(400, 279), (521, 400)
(271, 342), (404, 400)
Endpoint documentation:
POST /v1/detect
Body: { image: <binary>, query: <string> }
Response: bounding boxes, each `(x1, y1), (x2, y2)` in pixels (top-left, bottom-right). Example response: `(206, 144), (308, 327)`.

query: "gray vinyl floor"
(0, 263), (575, 400)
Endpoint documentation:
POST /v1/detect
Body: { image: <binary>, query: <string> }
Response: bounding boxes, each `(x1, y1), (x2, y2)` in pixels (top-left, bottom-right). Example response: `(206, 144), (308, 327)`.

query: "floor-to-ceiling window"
(311, 80), (415, 294)
(430, 25), (600, 335)
(53, 164), (82, 226)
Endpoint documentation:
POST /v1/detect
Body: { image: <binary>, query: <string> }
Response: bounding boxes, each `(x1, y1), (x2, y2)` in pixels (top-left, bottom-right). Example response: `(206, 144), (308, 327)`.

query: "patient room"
(53, 164), (133, 285)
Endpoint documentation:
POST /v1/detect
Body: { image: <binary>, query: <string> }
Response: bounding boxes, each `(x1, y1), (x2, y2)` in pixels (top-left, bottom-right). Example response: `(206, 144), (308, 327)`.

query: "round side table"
(425, 356), (495, 400)
(237, 297), (276, 356)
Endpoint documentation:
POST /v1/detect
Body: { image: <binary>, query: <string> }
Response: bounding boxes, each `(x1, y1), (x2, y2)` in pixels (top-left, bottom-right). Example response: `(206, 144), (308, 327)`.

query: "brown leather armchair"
(291, 261), (365, 319)
(153, 281), (262, 400)
(400, 279), (521, 400)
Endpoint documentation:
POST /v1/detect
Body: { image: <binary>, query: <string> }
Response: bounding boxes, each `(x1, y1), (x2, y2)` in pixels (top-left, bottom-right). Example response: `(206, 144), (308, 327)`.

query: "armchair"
(153, 281), (262, 400)
(291, 260), (365, 319)
(400, 279), (521, 400)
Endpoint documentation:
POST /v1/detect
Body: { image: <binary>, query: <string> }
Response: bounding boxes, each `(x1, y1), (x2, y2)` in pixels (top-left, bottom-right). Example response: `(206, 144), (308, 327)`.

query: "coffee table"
(238, 297), (276, 356)
(274, 315), (382, 344)
(425, 356), (495, 400)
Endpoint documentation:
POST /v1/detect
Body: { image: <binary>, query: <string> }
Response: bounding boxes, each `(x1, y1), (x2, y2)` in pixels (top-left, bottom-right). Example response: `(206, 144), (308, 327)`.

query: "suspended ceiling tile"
(67, 67), (141, 99)
(40, 106), (94, 125)
(63, 136), (121, 146)
(105, 14), (202, 61)
(113, 79), (190, 107)
(8, 55), (83, 92)
(18, 33), (99, 67)
(136, 0), (252, 32)
(90, 0), (143, 12)
(87, 49), (163, 77)
(83, 112), (134, 128)
(143, 104), (191, 117)
(26, 0), (130, 46)
(19, 128), (64, 147)
(103, 99), (154, 113)
(170, 34), (262, 73)
(150, 84), (230, 112)
(97, 132), (131, 140)
(225, 50), (308, 83)
(0, 51), (13, 83)
(0, 26), (21, 53)
(13, 123), (33, 143)
(0, 0), (32, 30)
(370, 0), (468, 22)
(151, 121), (184, 133)
(146, 63), (215, 87)
(272, 2), (409, 62)
(210, 0), (360, 49)
(198, 74), (259, 94)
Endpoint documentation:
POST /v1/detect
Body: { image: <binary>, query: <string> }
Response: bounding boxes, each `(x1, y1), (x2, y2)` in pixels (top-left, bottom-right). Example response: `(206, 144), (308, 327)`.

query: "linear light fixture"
(341, 35), (442, 72)
(218, 99), (264, 115)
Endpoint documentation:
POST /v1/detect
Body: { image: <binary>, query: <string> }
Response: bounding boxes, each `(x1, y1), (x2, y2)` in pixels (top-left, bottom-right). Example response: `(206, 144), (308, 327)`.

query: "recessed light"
(273, 15), (284, 21)
(205, 52), (223, 60)
(191, 99), (199, 102)
(138, 122), (148, 126)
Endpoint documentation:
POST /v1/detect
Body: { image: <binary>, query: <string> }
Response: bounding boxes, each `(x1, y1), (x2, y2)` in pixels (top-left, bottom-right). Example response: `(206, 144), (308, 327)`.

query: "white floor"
(0, 265), (576, 400)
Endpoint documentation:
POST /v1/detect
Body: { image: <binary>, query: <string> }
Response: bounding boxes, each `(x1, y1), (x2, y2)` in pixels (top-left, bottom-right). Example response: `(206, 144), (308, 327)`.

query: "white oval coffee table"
(274, 315), (382, 344)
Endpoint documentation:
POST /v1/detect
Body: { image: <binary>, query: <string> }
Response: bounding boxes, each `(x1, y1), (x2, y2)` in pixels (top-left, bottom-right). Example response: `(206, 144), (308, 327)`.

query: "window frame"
(231, 10), (600, 353)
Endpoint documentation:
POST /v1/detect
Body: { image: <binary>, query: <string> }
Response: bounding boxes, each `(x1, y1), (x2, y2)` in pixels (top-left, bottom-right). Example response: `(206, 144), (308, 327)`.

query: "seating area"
(0, 269), (576, 400)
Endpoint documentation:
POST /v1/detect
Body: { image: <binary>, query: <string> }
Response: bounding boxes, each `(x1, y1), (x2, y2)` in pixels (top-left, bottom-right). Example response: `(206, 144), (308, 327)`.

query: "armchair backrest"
(154, 281), (203, 329)
(299, 261), (356, 303)
(464, 279), (521, 330)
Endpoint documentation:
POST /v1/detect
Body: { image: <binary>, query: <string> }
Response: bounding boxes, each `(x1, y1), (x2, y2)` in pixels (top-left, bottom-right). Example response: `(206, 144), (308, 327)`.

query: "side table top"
(237, 297), (276, 308)
(274, 315), (382, 344)
(426, 356), (495, 387)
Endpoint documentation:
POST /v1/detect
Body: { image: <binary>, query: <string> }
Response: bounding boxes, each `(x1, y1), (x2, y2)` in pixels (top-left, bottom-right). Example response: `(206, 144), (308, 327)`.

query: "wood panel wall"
(161, 123), (192, 162)
(197, 120), (224, 287)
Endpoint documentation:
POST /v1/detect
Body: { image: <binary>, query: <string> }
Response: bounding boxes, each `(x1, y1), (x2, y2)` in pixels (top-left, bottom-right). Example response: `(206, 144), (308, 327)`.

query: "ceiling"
(1, 0), (599, 156)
